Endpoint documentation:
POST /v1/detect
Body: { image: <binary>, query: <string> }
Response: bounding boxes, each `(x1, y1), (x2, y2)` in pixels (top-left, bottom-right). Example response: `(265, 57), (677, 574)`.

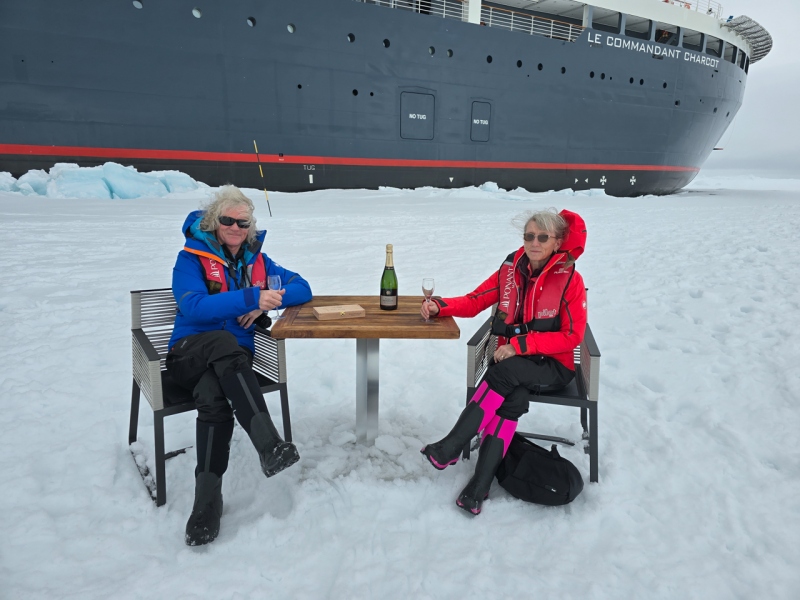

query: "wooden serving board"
(312, 304), (366, 320)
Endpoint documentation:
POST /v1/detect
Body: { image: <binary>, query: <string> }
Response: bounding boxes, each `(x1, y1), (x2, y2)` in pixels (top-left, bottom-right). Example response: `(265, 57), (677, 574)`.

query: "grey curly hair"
(199, 185), (258, 245)
(514, 208), (568, 240)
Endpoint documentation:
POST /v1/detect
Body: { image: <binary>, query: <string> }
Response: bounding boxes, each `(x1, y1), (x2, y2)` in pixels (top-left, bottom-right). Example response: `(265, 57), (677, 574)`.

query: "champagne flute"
(422, 278), (435, 323)
(268, 274), (283, 320)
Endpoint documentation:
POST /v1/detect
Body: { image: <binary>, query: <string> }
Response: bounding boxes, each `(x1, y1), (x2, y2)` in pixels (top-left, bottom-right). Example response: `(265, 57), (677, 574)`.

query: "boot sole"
(455, 491), (489, 516)
(262, 444), (300, 477)
(420, 447), (459, 471)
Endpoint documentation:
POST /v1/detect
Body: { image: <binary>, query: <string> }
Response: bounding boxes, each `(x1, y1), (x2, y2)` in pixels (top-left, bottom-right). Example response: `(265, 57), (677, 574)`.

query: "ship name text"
(588, 33), (720, 68)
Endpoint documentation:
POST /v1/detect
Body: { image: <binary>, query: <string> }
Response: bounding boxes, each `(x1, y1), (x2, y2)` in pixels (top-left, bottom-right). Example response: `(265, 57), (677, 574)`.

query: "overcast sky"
(702, 0), (799, 175)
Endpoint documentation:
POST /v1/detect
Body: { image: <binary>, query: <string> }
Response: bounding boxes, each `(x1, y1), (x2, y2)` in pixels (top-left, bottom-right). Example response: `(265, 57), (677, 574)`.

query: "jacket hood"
(558, 209), (586, 261)
(180, 210), (266, 263)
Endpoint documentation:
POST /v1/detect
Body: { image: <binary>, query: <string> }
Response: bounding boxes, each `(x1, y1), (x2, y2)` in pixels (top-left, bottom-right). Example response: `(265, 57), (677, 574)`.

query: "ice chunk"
(46, 163), (112, 199)
(15, 169), (50, 195)
(0, 172), (16, 192)
(152, 170), (200, 193)
(102, 162), (168, 199)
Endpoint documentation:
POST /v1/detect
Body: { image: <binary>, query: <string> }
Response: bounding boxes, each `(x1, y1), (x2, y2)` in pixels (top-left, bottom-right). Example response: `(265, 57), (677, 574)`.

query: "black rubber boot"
(249, 412), (300, 477)
(185, 472), (223, 546)
(456, 434), (505, 516)
(421, 402), (485, 470)
(185, 419), (233, 546)
(219, 369), (299, 478)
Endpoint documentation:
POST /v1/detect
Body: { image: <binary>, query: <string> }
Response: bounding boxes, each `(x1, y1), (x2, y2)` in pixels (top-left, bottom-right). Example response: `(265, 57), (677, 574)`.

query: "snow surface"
(1, 165), (799, 599)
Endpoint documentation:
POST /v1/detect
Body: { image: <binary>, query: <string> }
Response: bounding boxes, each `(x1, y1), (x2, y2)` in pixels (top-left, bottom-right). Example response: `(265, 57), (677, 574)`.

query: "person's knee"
(484, 360), (519, 396)
(496, 387), (530, 421)
(203, 331), (251, 375)
(195, 396), (233, 423)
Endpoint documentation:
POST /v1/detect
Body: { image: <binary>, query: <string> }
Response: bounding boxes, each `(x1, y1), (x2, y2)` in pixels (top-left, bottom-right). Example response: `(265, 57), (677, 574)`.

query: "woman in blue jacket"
(167, 186), (311, 546)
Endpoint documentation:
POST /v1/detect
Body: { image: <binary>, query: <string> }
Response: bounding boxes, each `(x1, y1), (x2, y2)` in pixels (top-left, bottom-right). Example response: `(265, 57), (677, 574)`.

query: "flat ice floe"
(0, 167), (798, 598)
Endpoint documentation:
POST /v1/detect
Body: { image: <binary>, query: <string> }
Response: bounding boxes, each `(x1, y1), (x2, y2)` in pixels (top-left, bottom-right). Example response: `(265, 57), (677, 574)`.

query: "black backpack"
(495, 433), (584, 506)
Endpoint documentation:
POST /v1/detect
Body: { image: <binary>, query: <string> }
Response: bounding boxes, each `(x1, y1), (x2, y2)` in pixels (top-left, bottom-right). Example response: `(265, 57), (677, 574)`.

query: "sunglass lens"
(219, 216), (250, 228)
(524, 233), (551, 243)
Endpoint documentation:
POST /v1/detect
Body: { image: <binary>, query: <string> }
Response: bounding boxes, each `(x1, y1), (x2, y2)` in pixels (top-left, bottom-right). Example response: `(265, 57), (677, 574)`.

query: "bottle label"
(380, 295), (398, 308)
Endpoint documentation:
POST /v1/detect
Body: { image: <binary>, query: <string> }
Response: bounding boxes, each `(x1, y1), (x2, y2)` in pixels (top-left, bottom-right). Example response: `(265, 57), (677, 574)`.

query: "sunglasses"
(218, 215), (251, 228)
(523, 232), (556, 243)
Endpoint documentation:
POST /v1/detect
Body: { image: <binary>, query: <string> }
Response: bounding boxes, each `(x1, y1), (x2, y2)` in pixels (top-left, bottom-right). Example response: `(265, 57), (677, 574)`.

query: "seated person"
(420, 209), (587, 515)
(167, 185), (311, 545)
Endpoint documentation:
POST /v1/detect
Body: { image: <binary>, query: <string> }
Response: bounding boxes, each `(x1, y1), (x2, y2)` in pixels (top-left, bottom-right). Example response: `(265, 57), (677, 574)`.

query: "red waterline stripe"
(0, 144), (699, 173)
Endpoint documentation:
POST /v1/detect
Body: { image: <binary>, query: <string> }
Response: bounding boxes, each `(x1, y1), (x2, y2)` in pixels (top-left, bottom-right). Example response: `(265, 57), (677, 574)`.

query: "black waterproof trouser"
(484, 355), (574, 421)
(165, 330), (254, 423)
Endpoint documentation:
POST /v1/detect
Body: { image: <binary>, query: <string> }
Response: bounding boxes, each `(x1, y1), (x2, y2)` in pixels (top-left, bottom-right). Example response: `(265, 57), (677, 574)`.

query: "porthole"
(192, 8), (202, 18)
(561, 67), (566, 74)
(487, 55), (493, 63)
(447, 49), (453, 57)
(287, 23), (296, 33)
(639, 79), (644, 85)
(601, 73), (605, 80)
(590, 71), (595, 78)
(347, 33), (355, 43)
(726, 111), (730, 117)
(133, 0), (143, 8)
(383, 39), (390, 48)
(713, 107), (718, 113)
(370, 92), (374, 96)
(663, 82), (667, 89)
(297, 84), (302, 89)
(247, 17), (256, 27)
(517, 60), (522, 68)
(537, 63), (543, 71)
(429, 46), (435, 55)
(352, 89), (358, 96)
(675, 100), (681, 106)
(629, 77), (634, 84)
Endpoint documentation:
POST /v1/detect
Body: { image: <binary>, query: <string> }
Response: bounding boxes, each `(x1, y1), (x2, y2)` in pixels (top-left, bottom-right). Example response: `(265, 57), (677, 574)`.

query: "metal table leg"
(356, 338), (380, 444)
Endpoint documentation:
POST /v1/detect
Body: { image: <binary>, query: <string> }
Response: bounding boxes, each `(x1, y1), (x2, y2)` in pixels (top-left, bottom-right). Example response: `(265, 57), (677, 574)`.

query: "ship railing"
(355, 0), (467, 22)
(661, 0), (723, 20)
(354, 0), (585, 43)
(480, 5), (584, 42)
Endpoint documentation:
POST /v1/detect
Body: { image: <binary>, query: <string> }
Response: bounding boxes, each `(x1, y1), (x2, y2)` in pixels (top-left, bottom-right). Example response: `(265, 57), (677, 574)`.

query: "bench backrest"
(131, 288), (177, 367)
(466, 317), (599, 402)
(131, 287), (286, 394)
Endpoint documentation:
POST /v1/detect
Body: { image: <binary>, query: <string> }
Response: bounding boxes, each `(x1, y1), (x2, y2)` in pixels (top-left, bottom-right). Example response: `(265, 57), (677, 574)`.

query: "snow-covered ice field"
(1, 166), (799, 598)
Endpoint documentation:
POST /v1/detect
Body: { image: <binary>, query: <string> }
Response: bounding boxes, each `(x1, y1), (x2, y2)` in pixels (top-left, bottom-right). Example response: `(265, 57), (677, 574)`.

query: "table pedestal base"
(356, 339), (380, 444)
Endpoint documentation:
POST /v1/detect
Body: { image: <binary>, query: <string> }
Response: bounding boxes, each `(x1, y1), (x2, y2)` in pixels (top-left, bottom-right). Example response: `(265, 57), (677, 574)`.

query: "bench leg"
(129, 379), (141, 445)
(279, 384), (292, 443)
(154, 411), (167, 507)
(462, 386), (475, 460)
(580, 406), (588, 439)
(589, 403), (598, 483)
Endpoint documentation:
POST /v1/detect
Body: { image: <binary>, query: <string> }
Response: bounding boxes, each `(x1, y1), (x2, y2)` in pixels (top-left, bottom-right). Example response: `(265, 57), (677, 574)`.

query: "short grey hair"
(515, 208), (568, 240)
(199, 185), (258, 245)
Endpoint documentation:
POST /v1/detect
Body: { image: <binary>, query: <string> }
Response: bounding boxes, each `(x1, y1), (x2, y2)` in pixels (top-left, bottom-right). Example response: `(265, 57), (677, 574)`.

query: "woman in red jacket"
(421, 209), (587, 515)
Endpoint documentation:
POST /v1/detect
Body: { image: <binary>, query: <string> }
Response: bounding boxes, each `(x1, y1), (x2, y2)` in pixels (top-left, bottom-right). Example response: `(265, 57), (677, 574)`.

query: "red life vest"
(185, 247), (267, 294)
(496, 249), (574, 341)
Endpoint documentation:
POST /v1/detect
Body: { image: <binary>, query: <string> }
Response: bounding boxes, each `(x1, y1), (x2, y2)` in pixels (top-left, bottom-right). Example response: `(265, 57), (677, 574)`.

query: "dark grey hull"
(0, 0), (748, 196)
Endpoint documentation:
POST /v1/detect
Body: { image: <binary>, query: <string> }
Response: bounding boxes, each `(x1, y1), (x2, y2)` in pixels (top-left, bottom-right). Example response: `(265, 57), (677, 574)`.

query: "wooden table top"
(270, 295), (461, 340)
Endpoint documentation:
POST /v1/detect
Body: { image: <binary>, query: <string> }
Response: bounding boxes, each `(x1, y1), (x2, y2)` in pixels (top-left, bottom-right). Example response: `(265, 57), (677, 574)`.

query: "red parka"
(433, 210), (587, 370)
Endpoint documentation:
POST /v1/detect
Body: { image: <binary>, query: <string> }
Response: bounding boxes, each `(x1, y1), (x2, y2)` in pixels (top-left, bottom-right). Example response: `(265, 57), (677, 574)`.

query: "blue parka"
(168, 210), (312, 352)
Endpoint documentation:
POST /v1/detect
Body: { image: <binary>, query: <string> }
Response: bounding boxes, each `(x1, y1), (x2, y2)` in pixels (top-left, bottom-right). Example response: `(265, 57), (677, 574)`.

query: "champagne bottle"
(380, 244), (398, 311)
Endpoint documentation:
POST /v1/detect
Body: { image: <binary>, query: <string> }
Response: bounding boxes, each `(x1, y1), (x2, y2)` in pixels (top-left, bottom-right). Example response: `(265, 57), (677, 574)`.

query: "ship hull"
(0, 0), (748, 196)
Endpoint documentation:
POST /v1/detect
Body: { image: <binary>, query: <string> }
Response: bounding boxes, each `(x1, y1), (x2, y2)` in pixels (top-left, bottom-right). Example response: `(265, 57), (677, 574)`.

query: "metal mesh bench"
(129, 288), (291, 506)
(464, 315), (601, 482)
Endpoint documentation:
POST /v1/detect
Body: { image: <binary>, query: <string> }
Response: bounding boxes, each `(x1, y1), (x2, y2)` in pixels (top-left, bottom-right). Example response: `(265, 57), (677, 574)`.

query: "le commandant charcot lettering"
(587, 33), (720, 69)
